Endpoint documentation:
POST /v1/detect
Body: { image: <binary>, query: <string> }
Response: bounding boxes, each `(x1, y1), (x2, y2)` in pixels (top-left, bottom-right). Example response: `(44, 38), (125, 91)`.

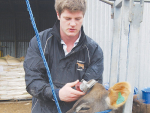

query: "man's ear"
(56, 11), (60, 20)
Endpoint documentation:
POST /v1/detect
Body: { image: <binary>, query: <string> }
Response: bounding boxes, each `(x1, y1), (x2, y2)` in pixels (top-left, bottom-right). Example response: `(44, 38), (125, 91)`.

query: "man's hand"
(59, 80), (85, 102)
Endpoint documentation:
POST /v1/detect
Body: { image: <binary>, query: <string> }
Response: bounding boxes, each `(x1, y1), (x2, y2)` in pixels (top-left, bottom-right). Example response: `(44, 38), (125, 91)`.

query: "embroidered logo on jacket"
(76, 60), (85, 71)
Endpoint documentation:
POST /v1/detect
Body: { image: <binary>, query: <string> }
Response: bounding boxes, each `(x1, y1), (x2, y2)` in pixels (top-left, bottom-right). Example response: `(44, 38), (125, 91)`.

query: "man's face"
(57, 9), (84, 39)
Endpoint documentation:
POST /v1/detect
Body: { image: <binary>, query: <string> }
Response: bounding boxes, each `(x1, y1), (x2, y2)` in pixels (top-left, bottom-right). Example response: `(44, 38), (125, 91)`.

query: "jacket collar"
(51, 20), (86, 45)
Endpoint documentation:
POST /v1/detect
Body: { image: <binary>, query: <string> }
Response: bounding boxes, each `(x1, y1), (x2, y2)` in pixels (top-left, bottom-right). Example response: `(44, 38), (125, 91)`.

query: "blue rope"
(25, 0), (62, 113)
(96, 109), (112, 113)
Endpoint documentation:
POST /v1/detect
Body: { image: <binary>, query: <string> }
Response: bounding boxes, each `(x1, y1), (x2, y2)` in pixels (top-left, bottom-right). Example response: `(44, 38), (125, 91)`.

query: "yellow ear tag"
(116, 92), (125, 105)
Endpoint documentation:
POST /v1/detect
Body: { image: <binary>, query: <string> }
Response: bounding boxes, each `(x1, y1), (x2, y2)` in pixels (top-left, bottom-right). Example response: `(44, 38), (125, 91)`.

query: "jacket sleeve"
(23, 37), (57, 102)
(83, 45), (104, 84)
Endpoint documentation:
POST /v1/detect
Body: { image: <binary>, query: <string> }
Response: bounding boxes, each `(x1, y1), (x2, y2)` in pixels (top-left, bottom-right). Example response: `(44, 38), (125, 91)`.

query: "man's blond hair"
(55, 0), (87, 15)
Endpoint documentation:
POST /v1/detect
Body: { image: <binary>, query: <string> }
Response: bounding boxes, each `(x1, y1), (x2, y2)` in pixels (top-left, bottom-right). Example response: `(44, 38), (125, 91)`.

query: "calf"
(67, 82), (131, 113)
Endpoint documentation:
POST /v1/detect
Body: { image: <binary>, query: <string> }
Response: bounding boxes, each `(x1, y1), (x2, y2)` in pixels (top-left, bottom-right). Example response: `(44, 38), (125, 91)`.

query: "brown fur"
(67, 82), (131, 113)
(67, 83), (109, 113)
(67, 82), (150, 113)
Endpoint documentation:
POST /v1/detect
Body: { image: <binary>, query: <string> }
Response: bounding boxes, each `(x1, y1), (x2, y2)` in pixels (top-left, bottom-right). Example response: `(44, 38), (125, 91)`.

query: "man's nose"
(70, 20), (76, 26)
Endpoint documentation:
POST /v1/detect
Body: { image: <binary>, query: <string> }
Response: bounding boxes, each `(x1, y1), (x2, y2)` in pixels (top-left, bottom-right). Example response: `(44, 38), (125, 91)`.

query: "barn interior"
(0, 0), (57, 58)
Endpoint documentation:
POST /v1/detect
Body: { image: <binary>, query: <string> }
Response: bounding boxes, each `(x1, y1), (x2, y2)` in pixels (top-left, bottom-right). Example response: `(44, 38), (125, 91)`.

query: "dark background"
(0, 0), (57, 57)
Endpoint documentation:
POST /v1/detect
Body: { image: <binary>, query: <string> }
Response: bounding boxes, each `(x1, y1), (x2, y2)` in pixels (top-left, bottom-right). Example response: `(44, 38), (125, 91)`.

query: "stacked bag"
(0, 55), (32, 100)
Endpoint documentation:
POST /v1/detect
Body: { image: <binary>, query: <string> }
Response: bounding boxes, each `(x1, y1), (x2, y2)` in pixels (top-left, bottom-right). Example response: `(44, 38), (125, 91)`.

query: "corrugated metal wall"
(0, 12), (56, 58)
(136, 3), (150, 98)
(83, 1), (150, 99)
(0, 17), (15, 42)
(0, 14), (33, 57)
(83, 0), (113, 84)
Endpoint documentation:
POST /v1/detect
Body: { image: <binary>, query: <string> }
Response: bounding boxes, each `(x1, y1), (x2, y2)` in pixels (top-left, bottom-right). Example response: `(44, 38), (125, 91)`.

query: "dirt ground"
(0, 101), (32, 113)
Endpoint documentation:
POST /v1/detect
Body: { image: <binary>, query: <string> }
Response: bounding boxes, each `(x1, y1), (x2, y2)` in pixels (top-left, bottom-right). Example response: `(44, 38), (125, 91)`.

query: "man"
(24, 0), (103, 113)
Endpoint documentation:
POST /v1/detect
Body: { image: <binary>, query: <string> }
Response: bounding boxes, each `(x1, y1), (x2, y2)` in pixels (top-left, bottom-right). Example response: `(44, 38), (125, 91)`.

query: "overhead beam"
(115, 0), (122, 8)
(99, 0), (113, 6)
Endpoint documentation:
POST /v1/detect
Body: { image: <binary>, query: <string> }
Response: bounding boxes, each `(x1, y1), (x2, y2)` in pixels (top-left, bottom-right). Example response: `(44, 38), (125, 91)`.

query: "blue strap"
(25, 0), (62, 113)
(96, 109), (112, 113)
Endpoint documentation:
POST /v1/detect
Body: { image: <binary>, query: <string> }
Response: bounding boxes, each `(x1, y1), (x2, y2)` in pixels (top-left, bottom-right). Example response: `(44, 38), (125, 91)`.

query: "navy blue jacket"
(24, 20), (104, 113)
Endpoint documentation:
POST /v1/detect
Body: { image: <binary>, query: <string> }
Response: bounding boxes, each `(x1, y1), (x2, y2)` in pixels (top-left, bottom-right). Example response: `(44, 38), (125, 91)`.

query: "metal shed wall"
(83, 1), (150, 98)
(83, 0), (113, 84)
(0, 15), (34, 57)
(136, 3), (150, 98)
(0, 0), (56, 58)
(0, 13), (56, 57)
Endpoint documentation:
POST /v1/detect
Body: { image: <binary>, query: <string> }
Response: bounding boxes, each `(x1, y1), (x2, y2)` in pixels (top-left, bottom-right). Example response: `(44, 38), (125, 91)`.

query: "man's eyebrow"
(63, 17), (71, 19)
(63, 16), (70, 18)
(63, 16), (82, 18)
(76, 17), (82, 19)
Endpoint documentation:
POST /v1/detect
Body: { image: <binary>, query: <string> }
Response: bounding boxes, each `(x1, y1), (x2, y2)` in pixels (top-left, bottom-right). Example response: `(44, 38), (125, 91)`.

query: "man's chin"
(67, 33), (78, 37)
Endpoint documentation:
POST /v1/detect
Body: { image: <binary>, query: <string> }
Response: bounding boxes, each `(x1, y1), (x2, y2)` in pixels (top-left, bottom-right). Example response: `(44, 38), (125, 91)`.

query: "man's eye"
(65, 18), (71, 20)
(76, 18), (80, 20)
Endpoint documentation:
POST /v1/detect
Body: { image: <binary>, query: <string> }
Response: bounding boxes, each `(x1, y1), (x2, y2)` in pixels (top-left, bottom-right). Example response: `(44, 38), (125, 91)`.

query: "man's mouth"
(69, 29), (76, 32)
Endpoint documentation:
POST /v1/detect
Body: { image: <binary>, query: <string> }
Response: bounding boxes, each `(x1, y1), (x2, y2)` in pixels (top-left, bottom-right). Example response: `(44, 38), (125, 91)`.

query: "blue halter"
(96, 109), (112, 113)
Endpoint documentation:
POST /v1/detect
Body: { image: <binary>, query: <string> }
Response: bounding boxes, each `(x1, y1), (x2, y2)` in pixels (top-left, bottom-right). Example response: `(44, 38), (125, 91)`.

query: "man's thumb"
(68, 80), (79, 87)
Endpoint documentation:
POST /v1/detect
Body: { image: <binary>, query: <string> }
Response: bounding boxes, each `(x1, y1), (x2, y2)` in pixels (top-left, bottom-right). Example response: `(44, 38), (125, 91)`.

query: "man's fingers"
(67, 80), (79, 87)
(59, 80), (85, 102)
(69, 93), (83, 98)
(70, 88), (85, 95)
(66, 96), (81, 102)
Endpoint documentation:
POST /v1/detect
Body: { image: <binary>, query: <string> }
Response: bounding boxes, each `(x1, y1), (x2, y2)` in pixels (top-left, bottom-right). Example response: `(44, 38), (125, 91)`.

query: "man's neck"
(61, 30), (80, 45)
(61, 31), (81, 53)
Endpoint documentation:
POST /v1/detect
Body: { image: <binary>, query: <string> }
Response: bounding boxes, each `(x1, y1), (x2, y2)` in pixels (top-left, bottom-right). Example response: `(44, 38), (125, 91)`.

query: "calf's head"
(67, 82), (131, 113)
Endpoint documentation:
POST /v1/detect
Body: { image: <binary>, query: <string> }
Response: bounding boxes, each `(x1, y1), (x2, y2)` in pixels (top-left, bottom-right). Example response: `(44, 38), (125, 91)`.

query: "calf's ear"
(107, 82), (131, 109)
